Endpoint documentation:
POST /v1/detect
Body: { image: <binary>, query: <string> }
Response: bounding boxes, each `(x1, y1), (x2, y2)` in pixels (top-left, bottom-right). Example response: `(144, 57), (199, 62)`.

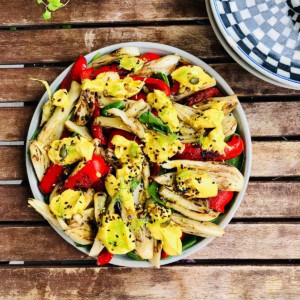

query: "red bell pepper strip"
(184, 87), (222, 106)
(108, 129), (141, 149)
(97, 249), (114, 266)
(94, 63), (128, 77)
(208, 191), (234, 213)
(139, 53), (161, 62)
(130, 76), (171, 96)
(175, 135), (244, 161)
(62, 154), (110, 190)
(60, 129), (72, 139)
(80, 67), (95, 80)
(39, 164), (64, 194)
(94, 64), (119, 76)
(217, 135), (244, 160)
(129, 92), (148, 101)
(91, 99), (107, 145)
(171, 80), (180, 95)
(60, 55), (87, 90)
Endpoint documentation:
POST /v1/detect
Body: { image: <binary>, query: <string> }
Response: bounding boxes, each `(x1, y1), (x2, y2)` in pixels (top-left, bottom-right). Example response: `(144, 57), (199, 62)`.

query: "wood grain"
(0, 26), (226, 64)
(0, 142), (298, 180)
(0, 0), (207, 26)
(0, 107), (35, 141)
(1, 181), (299, 221)
(0, 223), (300, 261)
(252, 142), (300, 177)
(0, 68), (62, 102)
(0, 146), (26, 180)
(0, 102), (299, 140)
(0, 265), (299, 300)
(1, 65), (300, 103)
(242, 102), (300, 137)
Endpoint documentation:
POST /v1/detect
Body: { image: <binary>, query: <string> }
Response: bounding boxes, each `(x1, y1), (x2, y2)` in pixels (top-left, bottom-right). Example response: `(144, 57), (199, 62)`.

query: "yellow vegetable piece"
(81, 72), (144, 100)
(105, 174), (135, 213)
(119, 56), (144, 72)
(190, 109), (224, 130)
(111, 135), (143, 181)
(147, 204), (182, 256)
(147, 90), (179, 132)
(171, 66), (215, 92)
(52, 89), (70, 107)
(97, 214), (135, 254)
(48, 136), (94, 165)
(201, 125), (227, 154)
(176, 169), (218, 198)
(144, 132), (183, 164)
(49, 189), (87, 219)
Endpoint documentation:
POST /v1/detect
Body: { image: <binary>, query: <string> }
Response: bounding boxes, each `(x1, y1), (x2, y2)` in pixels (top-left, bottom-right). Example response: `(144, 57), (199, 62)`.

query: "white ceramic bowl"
(26, 42), (252, 267)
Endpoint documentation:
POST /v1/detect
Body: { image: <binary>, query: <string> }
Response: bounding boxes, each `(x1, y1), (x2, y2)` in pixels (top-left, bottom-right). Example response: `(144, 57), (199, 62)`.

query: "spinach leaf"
(139, 111), (171, 135)
(152, 73), (170, 87)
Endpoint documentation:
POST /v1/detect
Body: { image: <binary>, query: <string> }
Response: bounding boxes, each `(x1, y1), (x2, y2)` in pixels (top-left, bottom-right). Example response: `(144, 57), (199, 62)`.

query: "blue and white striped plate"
(210, 0), (300, 89)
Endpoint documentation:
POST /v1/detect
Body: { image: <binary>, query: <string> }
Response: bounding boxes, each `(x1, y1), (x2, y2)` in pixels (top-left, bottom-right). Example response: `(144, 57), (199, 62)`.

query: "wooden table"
(0, 1), (299, 298)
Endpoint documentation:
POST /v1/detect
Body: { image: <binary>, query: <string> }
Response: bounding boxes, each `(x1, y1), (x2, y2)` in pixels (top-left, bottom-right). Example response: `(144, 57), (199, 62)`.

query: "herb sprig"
(36, 0), (70, 20)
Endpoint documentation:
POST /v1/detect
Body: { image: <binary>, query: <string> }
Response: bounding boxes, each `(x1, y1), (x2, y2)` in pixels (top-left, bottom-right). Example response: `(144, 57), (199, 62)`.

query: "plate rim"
(26, 41), (252, 267)
(210, 0), (300, 89)
(206, 0), (296, 89)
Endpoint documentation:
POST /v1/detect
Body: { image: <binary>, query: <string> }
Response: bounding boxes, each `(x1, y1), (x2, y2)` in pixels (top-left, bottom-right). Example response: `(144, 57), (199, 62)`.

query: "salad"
(28, 47), (244, 268)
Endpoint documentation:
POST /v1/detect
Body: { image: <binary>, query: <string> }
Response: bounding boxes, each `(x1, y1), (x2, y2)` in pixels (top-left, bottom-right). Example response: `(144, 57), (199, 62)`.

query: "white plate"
(210, 0), (300, 90)
(206, 0), (294, 89)
(26, 42), (252, 267)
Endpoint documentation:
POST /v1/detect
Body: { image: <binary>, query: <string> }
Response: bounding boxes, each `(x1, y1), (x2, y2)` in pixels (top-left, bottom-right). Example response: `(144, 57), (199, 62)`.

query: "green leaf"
(139, 111), (171, 135)
(37, 0), (43, 4)
(48, 2), (63, 12)
(101, 101), (126, 117)
(31, 127), (42, 140)
(130, 143), (139, 158)
(43, 194), (50, 205)
(182, 234), (198, 251)
(42, 9), (52, 20)
(10, 27), (17, 31)
(89, 52), (102, 63)
(152, 73), (170, 87)
(74, 243), (92, 251)
(148, 182), (165, 206)
(62, 24), (71, 29)
(226, 154), (244, 171)
(130, 178), (140, 192)
(127, 251), (147, 261)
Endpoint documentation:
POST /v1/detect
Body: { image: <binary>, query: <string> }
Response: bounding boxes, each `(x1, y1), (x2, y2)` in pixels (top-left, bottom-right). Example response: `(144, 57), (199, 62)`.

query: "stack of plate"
(206, 0), (300, 89)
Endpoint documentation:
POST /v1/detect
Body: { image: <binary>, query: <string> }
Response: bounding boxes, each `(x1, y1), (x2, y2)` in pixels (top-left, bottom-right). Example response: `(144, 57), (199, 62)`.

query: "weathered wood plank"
(2, 64), (300, 103)
(252, 142), (300, 177)
(242, 102), (300, 137)
(0, 146), (26, 180)
(1, 181), (299, 221)
(0, 142), (298, 180)
(0, 223), (299, 261)
(0, 102), (299, 140)
(0, 0), (207, 26)
(0, 26), (226, 64)
(0, 107), (35, 141)
(0, 68), (62, 102)
(210, 63), (300, 97)
(0, 265), (299, 300)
